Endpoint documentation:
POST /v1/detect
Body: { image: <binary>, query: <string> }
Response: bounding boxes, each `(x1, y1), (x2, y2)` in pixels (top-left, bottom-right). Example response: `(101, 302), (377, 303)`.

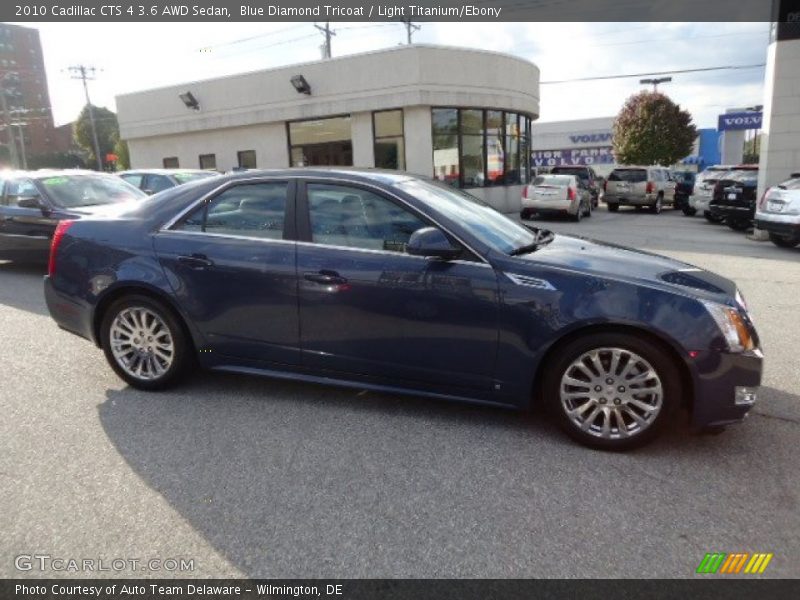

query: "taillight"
(567, 187), (576, 201)
(48, 220), (75, 277)
(758, 189), (769, 209)
(646, 181), (655, 194)
(522, 185), (529, 199)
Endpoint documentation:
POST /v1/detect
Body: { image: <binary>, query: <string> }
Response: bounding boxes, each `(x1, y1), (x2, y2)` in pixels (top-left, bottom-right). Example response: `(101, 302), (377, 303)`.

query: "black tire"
(100, 294), (191, 390)
(585, 201), (592, 218)
(542, 332), (680, 450)
(607, 203), (619, 213)
(573, 204), (582, 222)
(704, 212), (723, 224)
(769, 233), (800, 248)
(520, 209), (530, 220)
(727, 219), (751, 232)
(650, 195), (663, 214)
(682, 206), (697, 216)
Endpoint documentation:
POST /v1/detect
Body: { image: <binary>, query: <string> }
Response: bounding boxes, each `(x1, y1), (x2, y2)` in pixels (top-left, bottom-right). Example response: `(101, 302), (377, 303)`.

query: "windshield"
(552, 167), (588, 180)
(534, 175), (573, 186)
(609, 169), (647, 183)
(395, 179), (538, 255)
(173, 172), (217, 184)
(39, 174), (145, 208)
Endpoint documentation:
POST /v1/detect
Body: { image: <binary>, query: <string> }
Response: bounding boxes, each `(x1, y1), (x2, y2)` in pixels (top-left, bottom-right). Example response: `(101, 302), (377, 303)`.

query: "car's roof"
(215, 167), (420, 186)
(0, 169), (116, 180)
(118, 168), (216, 175)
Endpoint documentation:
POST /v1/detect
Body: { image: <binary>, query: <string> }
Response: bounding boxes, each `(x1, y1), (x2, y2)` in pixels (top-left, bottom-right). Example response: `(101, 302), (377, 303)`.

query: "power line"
(541, 63), (766, 84)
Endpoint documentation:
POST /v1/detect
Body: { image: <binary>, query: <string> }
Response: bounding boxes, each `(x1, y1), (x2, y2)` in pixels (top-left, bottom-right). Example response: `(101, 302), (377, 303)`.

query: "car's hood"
(507, 233), (737, 300)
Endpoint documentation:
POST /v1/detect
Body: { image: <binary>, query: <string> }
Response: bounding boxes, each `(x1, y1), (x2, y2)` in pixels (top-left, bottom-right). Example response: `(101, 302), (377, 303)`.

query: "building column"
(351, 112), (374, 168)
(403, 106), (434, 178)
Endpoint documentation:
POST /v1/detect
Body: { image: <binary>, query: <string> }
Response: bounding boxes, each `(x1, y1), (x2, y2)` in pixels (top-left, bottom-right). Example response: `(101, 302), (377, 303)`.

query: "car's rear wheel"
(769, 232), (800, 248)
(607, 203), (619, 213)
(682, 206), (697, 216)
(704, 212), (723, 223)
(543, 333), (679, 450)
(101, 294), (190, 390)
(573, 203), (583, 222)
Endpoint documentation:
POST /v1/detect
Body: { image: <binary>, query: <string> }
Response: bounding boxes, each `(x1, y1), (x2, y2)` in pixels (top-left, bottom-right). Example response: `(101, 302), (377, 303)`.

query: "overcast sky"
(13, 21), (770, 129)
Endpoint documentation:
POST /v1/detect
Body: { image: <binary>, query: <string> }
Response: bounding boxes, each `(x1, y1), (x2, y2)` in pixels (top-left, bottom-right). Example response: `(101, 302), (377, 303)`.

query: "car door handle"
(304, 271), (348, 285)
(177, 254), (214, 269)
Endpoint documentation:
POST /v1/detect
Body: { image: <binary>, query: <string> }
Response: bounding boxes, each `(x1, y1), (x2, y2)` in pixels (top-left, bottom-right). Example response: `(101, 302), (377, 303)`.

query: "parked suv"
(755, 175), (800, 248)
(603, 166), (675, 213)
(689, 165), (735, 220)
(707, 165), (759, 231)
(550, 166), (601, 208)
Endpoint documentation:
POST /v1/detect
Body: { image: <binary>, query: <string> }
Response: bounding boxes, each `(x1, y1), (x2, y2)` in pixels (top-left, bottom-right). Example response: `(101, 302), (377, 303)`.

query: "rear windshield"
(722, 170), (758, 184)
(778, 178), (800, 190)
(608, 169), (647, 183)
(551, 167), (588, 180)
(533, 175), (573, 186)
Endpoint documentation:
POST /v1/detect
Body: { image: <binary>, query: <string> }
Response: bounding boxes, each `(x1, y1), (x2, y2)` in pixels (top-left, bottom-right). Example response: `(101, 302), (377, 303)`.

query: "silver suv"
(603, 166), (676, 214)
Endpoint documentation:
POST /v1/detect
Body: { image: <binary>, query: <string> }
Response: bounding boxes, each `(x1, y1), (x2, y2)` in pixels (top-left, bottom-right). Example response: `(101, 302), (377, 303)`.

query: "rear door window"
(175, 182), (288, 240)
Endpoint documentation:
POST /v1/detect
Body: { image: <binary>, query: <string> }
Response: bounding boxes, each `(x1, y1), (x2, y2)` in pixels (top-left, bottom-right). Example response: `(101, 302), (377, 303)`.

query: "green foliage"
(742, 133), (761, 165)
(113, 135), (130, 170)
(73, 104), (120, 168)
(612, 92), (698, 166)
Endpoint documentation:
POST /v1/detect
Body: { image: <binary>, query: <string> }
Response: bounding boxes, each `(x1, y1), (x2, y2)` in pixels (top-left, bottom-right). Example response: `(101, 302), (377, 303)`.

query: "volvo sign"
(718, 112), (763, 131)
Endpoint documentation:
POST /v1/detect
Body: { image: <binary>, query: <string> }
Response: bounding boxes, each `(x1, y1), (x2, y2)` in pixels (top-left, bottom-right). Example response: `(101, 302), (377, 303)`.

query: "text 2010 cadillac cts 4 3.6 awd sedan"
(44, 169), (763, 449)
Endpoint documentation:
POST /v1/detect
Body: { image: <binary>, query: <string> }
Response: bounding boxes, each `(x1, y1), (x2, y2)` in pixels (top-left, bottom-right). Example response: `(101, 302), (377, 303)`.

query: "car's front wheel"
(682, 206), (696, 216)
(544, 333), (679, 450)
(607, 203), (619, 213)
(100, 294), (191, 390)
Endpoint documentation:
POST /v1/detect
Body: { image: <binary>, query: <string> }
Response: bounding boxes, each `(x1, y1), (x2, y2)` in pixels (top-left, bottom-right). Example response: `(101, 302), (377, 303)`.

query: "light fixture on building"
(179, 91), (200, 111)
(290, 75), (312, 95)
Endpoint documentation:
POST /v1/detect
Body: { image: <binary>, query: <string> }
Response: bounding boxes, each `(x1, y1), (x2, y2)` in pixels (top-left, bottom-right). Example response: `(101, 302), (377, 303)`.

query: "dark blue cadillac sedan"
(44, 169), (762, 449)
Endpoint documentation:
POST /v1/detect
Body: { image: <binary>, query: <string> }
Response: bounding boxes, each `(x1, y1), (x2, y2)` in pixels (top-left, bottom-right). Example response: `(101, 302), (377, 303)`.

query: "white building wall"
(758, 37), (800, 199)
(350, 111), (374, 168)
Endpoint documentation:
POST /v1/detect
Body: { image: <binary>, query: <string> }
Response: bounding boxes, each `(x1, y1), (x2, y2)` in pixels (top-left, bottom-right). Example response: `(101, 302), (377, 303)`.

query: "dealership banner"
(3, 0), (775, 22)
(718, 112), (763, 131)
(3, 579), (800, 599)
(532, 146), (615, 167)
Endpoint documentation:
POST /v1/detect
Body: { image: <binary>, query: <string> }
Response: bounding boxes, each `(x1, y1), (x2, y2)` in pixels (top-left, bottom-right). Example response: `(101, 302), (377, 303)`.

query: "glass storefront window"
(373, 110), (405, 170)
(432, 108), (532, 188)
(288, 116), (353, 167)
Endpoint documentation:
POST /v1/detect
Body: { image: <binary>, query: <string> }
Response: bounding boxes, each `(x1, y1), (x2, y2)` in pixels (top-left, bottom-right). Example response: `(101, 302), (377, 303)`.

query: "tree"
(73, 104), (120, 169)
(612, 92), (697, 166)
(27, 151), (87, 169)
(113, 135), (130, 170)
(743, 133), (761, 164)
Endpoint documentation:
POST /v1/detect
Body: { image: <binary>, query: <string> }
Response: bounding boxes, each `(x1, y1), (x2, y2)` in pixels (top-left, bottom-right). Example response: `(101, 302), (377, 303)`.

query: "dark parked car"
(707, 165), (759, 231)
(118, 169), (219, 195)
(0, 170), (145, 263)
(671, 171), (697, 214)
(550, 165), (601, 207)
(45, 169), (762, 450)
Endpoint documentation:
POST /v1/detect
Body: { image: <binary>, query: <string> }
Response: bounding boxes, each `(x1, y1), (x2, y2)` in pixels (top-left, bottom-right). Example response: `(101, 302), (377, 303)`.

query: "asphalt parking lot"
(1, 206), (799, 579)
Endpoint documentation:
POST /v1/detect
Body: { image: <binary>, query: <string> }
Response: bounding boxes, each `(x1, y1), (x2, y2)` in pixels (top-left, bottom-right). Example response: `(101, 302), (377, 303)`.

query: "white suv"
(688, 165), (735, 219)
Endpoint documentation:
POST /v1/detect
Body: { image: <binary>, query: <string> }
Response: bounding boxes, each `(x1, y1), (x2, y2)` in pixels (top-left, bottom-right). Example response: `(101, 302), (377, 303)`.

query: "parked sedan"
(0, 170), (145, 263)
(118, 169), (219, 195)
(44, 169), (762, 450)
(521, 174), (592, 222)
(707, 165), (759, 231)
(755, 175), (800, 248)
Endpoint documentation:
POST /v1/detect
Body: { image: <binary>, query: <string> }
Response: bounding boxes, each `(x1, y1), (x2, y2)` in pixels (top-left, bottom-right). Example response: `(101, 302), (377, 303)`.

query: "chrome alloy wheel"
(559, 347), (663, 440)
(109, 307), (175, 381)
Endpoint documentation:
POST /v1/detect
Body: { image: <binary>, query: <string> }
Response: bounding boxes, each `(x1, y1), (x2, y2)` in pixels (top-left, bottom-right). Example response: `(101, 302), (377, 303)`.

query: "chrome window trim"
(158, 174), (491, 265)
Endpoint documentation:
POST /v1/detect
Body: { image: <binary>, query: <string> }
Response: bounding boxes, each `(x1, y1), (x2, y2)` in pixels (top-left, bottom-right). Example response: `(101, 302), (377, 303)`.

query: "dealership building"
(117, 45), (539, 213)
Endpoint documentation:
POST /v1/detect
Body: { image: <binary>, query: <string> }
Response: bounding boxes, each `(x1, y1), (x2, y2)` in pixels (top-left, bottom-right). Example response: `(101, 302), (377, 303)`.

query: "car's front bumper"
(691, 347), (763, 428)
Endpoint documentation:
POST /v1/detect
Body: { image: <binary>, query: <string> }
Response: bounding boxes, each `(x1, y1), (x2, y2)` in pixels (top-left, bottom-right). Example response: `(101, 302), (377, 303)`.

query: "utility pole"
(314, 22), (336, 58)
(15, 120), (27, 169)
(68, 65), (103, 170)
(0, 73), (20, 168)
(639, 77), (672, 92)
(401, 19), (420, 44)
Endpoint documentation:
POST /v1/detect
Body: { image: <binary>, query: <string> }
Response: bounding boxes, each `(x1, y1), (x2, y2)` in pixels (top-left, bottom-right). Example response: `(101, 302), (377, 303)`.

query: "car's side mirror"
(17, 196), (46, 211)
(407, 227), (462, 260)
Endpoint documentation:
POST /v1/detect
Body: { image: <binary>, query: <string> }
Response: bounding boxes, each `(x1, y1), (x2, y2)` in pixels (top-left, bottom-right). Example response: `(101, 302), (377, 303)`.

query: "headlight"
(701, 300), (755, 352)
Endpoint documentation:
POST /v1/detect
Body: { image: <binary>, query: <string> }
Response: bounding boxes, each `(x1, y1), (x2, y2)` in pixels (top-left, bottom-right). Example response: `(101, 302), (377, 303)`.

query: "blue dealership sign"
(718, 112), (762, 131)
